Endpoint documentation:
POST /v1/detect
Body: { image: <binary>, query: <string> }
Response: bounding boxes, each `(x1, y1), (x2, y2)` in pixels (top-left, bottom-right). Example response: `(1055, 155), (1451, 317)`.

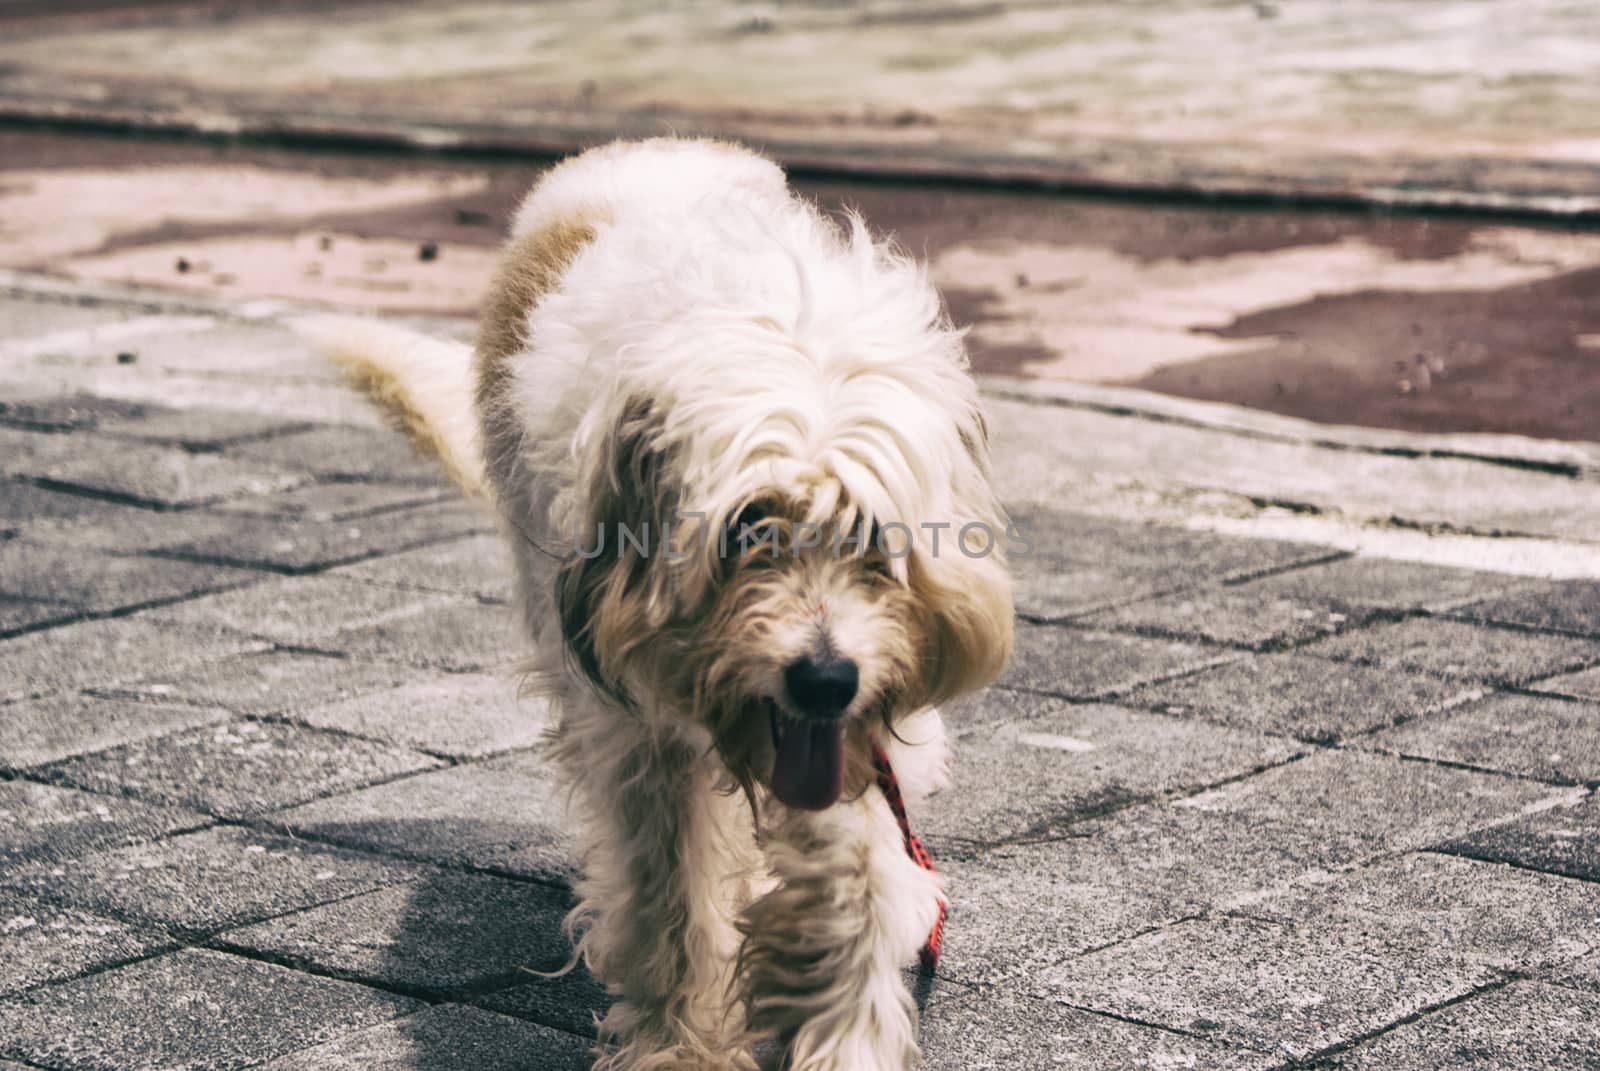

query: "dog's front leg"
(569, 721), (757, 1071)
(739, 793), (943, 1071)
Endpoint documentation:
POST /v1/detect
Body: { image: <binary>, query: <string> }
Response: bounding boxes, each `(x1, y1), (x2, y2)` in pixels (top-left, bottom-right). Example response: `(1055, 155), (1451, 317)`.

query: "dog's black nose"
(784, 655), (859, 718)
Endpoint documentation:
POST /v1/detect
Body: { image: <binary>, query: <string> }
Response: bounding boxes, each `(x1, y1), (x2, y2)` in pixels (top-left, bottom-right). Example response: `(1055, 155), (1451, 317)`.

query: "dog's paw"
(593, 1045), (758, 1071)
(885, 708), (952, 802)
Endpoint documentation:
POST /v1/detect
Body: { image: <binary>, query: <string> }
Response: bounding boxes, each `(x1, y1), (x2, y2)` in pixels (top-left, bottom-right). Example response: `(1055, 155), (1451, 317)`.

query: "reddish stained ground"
(3, 129), (1596, 444)
(1135, 269), (1600, 441)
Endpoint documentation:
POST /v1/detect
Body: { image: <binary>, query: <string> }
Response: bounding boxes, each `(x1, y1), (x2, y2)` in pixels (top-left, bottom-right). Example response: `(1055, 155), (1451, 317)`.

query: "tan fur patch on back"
(475, 218), (597, 403)
(474, 215), (599, 494)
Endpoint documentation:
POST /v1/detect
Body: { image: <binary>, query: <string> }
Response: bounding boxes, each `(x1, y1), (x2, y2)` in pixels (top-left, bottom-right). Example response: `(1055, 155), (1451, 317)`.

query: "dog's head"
(552, 221), (1014, 810)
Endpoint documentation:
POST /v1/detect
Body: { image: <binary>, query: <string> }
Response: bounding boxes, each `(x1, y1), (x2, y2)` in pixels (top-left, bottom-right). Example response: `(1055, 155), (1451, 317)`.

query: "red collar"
(869, 740), (945, 973)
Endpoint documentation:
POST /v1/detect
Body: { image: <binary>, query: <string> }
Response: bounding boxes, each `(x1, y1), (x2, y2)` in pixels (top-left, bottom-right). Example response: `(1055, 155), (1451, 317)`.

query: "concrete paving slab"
(0, 779), (209, 868)
(93, 407), (313, 450)
(476, 970), (611, 1041)
(1369, 692), (1600, 785)
(1232, 556), (1535, 614)
(273, 750), (573, 884)
(1249, 852), (1600, 976)
(0, 613), (270, 703)
(935, 862), (1200, 990)
(1009, 561), (1171, 622)
(0, 426), (128, 476)
(42, 719), (441, 820)
(0, 888), (173, 998)
(1011, 502), (1337, 576)
(321, 597), (523, 673)
(0, 306), (222, 374)
(255, 1004), (591, 1071)
(1042, 913), (1494, 1060)
(933, 803), (1349, 985)
(0, 300), (401, 428)
(987, 390), (1600, 548)
(918, 987), (1277, 1071)
(148, 499), (490, 574)
(330, 533), (512, 602)
(1326, 981), (1600, 1071)
(216, 871), (572, 999)
(924, 688), (1300, 843)
(0, 392), (153, 433)
(1128, 653), (1481, 744)
(0, 597), (76, 636)
(0, 692), (229, 769)
(21, 496), (476, 579)
(1009, 508), (1341, 582)
(1001, 623), (1236, 699)
(100, 648), (424, 718)
(231, 424), (447, 484)
(20, 437), (307, 510)
(1453, 580), (1600, 639)
(14, 505), (255, 555)
(211, 479), (450, 522)
(1552, 957), (1600, 994)
(1439, 792), (1600, 883)
(1304, 617), (1600, 687)
(0, 477), (147, 529)
(1008, 506), (1336, 620)
(1084, 585), (1361, 651)
(0, 293), (147, 352)
(145, 574), (458, 646)
(1529, 664), (1600, 702)
(0, 947), (420, 1071)
(297, 672), (549, 759)
(3, 825), (425, 935)
(0, 540), (255, 614)
(1176, 750), (1567, 864)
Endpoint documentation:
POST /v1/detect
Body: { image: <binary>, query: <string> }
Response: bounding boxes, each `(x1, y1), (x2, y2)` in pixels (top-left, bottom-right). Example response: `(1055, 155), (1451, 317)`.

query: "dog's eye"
(727, 504), (774, 554)
(861, 523), (894, 577)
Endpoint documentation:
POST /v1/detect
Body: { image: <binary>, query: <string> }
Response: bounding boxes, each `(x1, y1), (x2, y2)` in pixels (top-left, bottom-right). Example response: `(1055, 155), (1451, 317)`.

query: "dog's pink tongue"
(771, 719), (845, 811)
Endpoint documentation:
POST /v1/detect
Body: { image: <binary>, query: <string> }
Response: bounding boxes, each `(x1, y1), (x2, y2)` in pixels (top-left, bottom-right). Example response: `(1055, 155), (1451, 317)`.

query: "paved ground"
(6, 128), (1600, 442)
(4, 0), (1600, 211)
(1, 272), (1598, 1069)
(1, 3), (1598, 1065)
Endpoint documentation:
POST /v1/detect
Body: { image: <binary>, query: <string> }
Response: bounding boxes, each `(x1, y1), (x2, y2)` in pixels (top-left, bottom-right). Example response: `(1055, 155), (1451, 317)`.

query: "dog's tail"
(296, 316), (491, 504)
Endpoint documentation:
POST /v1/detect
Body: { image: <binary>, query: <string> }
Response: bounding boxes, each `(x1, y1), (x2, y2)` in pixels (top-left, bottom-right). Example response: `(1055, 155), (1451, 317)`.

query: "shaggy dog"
(316, 138), (1014, 1070)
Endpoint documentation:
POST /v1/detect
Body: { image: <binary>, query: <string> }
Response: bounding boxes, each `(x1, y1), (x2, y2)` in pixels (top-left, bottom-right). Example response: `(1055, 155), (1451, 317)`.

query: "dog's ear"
(908, 401), (1013, 706)
(908, 533), (1014, 708)
(555, 398), (678, 707)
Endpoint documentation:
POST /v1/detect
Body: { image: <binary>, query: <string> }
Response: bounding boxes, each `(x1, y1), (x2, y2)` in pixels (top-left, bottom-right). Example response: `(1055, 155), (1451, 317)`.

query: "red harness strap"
(869, 740), (945, 973)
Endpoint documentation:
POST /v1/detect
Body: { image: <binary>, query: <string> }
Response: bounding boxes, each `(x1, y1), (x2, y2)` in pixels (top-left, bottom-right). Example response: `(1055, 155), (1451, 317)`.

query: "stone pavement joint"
(0, 278), (1597, 1067)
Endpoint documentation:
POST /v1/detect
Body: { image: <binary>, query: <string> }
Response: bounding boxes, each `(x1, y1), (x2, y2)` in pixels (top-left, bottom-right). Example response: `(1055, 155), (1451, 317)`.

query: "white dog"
(317, 138), (1014, 1070)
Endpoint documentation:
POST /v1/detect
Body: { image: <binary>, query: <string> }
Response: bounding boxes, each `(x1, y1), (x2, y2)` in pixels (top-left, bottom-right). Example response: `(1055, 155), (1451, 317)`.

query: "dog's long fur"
(312, 138), (1013, 1070)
